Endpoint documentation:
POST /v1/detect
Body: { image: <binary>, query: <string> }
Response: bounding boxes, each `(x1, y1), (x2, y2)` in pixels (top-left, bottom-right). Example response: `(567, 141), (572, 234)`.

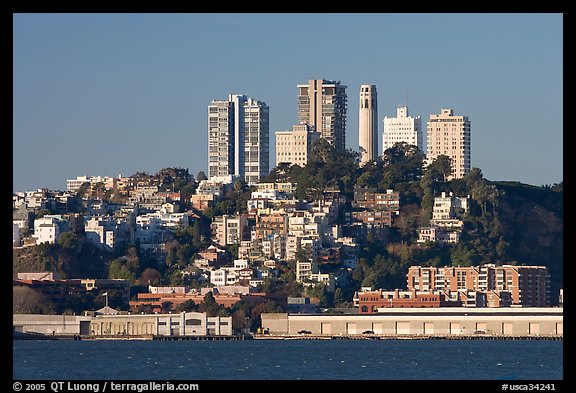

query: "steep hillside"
(494, 182), (563, 303)
(13, 236), (110, 279)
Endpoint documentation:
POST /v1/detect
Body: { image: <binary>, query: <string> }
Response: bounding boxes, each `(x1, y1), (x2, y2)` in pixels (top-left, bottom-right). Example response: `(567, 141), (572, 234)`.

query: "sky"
(13, 13), (563, 192)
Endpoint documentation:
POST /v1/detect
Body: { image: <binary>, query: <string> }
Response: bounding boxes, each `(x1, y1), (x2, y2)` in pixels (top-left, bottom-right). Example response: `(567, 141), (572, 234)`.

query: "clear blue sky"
(13, 13), (563, 192)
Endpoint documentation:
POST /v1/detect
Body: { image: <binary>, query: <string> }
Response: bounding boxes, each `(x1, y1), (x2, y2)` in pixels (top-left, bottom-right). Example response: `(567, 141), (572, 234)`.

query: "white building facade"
(383, 105), (422, 153)
(208, 99), (235, 179)
(208, 95), (269, 185)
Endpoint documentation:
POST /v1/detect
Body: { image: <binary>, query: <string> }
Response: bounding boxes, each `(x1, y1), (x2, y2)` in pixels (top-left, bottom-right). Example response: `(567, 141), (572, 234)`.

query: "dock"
(252, 334), (563, 341)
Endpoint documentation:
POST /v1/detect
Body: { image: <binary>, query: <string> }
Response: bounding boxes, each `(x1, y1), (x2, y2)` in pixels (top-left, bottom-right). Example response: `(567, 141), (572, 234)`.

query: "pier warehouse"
(261, 307), (563, 337)
(13, 311), (232, 337)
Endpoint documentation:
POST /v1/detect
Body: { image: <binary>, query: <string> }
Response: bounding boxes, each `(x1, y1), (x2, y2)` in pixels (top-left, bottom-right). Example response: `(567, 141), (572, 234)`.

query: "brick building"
(407, 264), (550, 307)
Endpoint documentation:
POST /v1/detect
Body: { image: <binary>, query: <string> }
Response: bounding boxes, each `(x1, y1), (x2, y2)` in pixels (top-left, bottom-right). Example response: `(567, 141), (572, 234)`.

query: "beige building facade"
(13, 312), (232, 337)
(89, 312), (232, 337)
(426, 108), (471, 179)
(275, 124), (320, 167)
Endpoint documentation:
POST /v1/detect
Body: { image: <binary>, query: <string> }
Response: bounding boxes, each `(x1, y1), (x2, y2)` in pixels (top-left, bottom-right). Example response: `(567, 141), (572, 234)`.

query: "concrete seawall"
(253, 334), (562, 340)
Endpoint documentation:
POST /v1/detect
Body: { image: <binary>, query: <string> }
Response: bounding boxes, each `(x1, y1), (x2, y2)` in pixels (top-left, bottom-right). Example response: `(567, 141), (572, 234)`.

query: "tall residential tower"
(208, 94), (269, 184)
(297, 79), (347, 151)
(358, 84), (378, 165)
(382, 106), (422, 154)
(426, 108), (471, 180)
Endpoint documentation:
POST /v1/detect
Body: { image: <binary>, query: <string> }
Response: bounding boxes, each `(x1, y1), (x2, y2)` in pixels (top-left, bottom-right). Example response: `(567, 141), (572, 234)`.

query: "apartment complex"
(358, 84), (378, 165)
(417, 191), (469, 244)
(210, 214), (249, 246)
(275, 123), (320, 167)
(354, 289), (461, 313)
(407, 264), (550, 307)
(383, 105), (422, 153)
(426, 108), (471, 179)
(66, 175), (117, 193)
(208, 95), (269, 184)
(297, 79), (347, 151)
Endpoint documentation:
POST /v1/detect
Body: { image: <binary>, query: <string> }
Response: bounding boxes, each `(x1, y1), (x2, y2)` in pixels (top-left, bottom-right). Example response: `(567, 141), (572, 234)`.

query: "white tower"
(359, 84), (378, 166)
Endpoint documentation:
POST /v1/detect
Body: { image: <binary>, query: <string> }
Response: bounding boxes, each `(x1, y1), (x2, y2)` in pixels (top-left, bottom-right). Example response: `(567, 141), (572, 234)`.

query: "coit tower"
(359, 84), (378, 166)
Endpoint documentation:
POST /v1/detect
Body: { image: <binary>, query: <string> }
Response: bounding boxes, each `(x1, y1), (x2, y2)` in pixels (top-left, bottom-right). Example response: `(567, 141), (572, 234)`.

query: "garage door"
(372, 323), (383, 334)
(346, 323), (357, 335)
(450, 322), (461, 335)
(529, 323), (539, 335)
(321, 322), (331, 335)
(424, 322), (434, 334)
(502, 322), (513, 335)
(396, 322), (410, 335)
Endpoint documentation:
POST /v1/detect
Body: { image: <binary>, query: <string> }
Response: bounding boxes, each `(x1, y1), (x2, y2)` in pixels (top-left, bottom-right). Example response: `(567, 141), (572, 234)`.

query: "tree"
(381, 142), (425, 188)
(58, 231), (81, 250)
(108, 258), (136, 282)
(138, 268), (162, 286)
(198, 291), (222, 317)
(35, 208), (52, 219)
(76, 182), (91, 199)
(333, 287), (346, 307)
(315, 283), (333, 307)
(136, 304), (154, 314)
(175, 300), (198, 313)
(425, 155), (452, 183)
(13, 286), (53, 314)
(160, 301), (173, 313)
(231, 308), (250, 334)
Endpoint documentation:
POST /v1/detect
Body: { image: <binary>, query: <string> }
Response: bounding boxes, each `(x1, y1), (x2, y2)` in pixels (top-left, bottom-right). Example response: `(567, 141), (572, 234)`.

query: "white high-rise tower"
(208, 94), (269, 184)
(358, 84), (378, 166)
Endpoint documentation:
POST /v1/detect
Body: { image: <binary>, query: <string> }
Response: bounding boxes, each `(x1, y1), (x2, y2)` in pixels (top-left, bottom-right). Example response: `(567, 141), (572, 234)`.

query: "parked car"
(298, 330), (312, 334)
(362, 330), (374, 334)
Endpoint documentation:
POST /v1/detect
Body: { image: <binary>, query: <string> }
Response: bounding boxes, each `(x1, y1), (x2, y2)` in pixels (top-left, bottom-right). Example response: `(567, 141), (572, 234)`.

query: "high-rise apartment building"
(208, 95), (269, 184)
(426, 108), (471, 179)
(358, 84), (378, 165)
(275, 123), (320, 167)
(208, 100), (235, 179)
(382, 106), (422, 154)
(242, 98), (270, 184)
(297, 79), (347, 151)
